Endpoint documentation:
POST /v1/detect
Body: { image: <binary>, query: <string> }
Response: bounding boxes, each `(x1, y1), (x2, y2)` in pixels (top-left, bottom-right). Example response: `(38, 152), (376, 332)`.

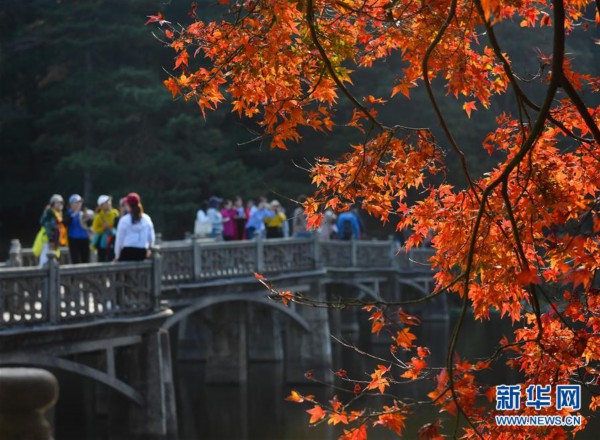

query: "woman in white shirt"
(114, 192), (155, 261)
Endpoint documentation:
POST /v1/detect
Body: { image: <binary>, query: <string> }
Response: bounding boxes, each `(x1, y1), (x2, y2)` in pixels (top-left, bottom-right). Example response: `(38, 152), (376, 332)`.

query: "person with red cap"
(114, 192), (155, 261)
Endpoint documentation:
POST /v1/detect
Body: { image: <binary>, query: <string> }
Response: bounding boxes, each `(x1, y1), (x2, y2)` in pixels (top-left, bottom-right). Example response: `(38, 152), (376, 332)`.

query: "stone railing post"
(351, 238), (357, 267)
(312, 234), (321, 269)
(155, 233), (163, 245)
(47, 253), (60, 324)
(9, 239), (22, 267)
(184, 232), (192, 241)
(389, 237), (399, 270)
(0, 368), (59, 440)
(256, 236), (265, 273)
(151, 248), (162, 310)
(192, 237), (202, 281)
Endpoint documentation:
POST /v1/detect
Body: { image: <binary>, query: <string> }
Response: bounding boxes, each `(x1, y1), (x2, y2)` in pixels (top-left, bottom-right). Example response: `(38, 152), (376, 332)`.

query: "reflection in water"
(176, 362), (335, 440)
(174, 312), (599, 440)
(53, 310), (599, 439)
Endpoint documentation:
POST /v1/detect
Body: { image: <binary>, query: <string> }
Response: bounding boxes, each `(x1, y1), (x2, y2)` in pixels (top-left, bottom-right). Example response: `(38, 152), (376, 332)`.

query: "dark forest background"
(1, 0), (598, 258)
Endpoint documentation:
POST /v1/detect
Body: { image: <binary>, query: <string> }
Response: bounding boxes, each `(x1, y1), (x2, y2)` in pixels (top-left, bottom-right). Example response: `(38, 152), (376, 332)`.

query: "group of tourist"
(35, 192), (155, 267)
(195, 195), (365, 241)
(34, 192), (367, 266)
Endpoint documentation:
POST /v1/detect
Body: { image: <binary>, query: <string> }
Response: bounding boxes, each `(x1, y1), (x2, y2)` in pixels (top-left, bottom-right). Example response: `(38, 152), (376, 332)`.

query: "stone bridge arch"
(162, 293), (311, 332)
(0, 351), (143, 405)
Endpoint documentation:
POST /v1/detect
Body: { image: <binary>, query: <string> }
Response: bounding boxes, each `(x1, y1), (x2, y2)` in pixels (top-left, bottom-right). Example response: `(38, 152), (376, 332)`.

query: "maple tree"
(149, 0), (600, 438)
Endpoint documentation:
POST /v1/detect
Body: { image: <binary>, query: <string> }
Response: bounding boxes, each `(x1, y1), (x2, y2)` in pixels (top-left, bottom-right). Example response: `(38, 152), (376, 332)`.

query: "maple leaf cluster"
(150, 0), (600, 437)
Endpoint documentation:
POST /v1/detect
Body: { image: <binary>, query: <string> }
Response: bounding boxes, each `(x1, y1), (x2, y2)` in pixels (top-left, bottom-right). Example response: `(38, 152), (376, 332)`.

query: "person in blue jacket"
(64, 194), (93, 263)
(245, 197), (275, 239)
(337, 210), (361, 240)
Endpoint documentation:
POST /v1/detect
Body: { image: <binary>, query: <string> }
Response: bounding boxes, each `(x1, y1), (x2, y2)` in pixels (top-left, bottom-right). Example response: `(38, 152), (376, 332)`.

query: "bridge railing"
(4, 236), (435, 278)
(157, 237), (434, 284)
(1, 236), (434, 328)
(158, 238), (319, 285)
(0, 254), (161, 329)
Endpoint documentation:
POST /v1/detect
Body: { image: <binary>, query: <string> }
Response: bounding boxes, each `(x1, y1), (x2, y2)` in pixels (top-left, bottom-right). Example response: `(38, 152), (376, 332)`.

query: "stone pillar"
(0, 368), (59, 440)
(204, 303), (248, 383)
(246, 307), (283, 361)
(350, 239), (357, 267)
(192, 237), (203, 281)
(151, 250), (162, 311)
(256, 237), (265, 273)
(129, 329), (178, 438)
(176, 314), (208, 361)
(285, 280), (332, 383)
(8, 239), (22, 267)
(312, 235), (321, 268)
(47, 253), (60, 324)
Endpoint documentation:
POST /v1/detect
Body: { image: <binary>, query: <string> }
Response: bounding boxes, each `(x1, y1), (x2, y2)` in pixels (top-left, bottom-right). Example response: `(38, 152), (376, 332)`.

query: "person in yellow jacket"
(264, 200), (287, 239)
(92, 195), (119, 262)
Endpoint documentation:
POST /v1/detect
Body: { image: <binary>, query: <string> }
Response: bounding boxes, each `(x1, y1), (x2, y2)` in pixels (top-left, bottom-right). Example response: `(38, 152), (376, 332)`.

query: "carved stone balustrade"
(1, 236), (436, 331)
(0, 253), (161, 329)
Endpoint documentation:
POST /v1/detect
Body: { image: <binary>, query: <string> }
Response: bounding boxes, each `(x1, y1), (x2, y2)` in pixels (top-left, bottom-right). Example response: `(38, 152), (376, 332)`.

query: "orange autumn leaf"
(286, 390), (313, 403)
(174, 51), (189, 70)
(307, 405), (327, 424)
(373, 409), (406, 435)
(369, 310), (385, 334)
(340, 424), (367, 440)
(417, 346), (431, 358)
(328, 412), (349, 425)
(371, 319), (384, 335)
(516, 267), (542, 285)
(163, 77), (180, 99)
(401, 357), (428, 379)
(286, 390), (304, 402)
(398, 309), (421, 326)
(395, 327), (417, 349)
(334, 369), (348, 378)
(366, 365), (390, 394)
(278, 290), (294, 306)
(462, 101), (477, 118)
(391, 81), (414, 99)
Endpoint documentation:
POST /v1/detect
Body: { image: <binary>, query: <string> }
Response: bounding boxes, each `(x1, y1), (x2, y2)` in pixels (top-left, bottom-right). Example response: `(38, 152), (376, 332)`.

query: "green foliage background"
(0, 0), (598, 257)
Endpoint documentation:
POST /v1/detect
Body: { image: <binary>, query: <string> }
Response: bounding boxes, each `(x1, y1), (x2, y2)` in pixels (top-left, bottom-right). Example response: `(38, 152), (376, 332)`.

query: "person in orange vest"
(38, 194), (68, 266)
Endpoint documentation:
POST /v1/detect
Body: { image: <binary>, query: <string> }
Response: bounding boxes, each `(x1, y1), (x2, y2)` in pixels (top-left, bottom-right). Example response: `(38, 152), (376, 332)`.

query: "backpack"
(340, 219), (354, 240)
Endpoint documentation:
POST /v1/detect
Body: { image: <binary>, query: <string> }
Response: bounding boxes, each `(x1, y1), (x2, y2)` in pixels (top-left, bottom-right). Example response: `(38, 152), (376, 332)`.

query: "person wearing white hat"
(91, 195), (119, 262)
(37, 194), (67, 266)
(64, 194), (93, 263)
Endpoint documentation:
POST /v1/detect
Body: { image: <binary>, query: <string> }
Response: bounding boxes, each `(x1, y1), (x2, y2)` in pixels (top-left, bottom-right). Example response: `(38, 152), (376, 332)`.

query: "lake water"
(52, 309), (599, 439)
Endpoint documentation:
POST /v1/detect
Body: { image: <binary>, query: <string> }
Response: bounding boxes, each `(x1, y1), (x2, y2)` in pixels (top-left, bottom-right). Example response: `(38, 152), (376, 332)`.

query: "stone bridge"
(0, 237), (438, 438)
